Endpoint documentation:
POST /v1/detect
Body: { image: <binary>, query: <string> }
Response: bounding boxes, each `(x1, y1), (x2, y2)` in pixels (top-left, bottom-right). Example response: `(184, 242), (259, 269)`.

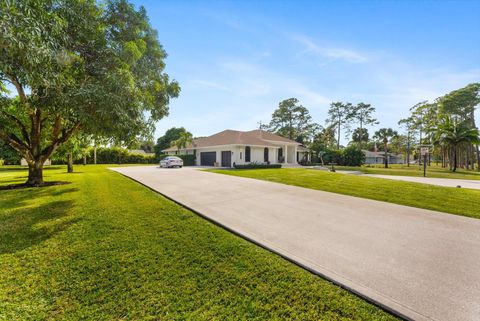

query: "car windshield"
(166, 157), (181, 160)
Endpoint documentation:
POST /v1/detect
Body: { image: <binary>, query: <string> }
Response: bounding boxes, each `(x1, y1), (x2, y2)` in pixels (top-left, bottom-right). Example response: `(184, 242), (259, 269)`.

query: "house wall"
(194, 145), (281, 167)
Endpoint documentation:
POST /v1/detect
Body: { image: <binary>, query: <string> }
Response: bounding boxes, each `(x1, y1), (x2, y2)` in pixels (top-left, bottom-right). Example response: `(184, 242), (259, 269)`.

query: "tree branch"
(0, 110), (30, 146)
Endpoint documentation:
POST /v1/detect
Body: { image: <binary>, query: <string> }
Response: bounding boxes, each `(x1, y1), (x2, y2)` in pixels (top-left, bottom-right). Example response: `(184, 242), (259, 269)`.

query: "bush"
(342, 146), (365, 166)
(159, 154), (196, 166)
(314, 147), (365, 167)
(233, 163), (282, 169)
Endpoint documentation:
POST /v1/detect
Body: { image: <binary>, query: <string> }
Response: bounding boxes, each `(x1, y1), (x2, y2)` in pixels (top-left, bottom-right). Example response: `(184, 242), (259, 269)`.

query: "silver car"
(160, 156), (183, 168)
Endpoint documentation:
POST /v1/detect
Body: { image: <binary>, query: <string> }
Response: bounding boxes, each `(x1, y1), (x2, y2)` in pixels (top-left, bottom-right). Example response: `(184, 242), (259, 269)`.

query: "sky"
(134, 0), (480, 143)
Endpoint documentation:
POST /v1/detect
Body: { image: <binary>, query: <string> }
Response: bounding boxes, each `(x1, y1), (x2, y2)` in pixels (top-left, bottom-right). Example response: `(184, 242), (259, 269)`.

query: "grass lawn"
(210, 168), (480, 220)
(0, 165), (396, 320)
(336, 163), (480, 180)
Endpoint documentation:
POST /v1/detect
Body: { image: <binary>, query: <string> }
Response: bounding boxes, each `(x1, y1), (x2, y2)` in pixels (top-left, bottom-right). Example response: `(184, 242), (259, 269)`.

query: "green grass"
(336, 163), (480, 180)
(210, 168), (480, 220)
(0, 165), (396, 320)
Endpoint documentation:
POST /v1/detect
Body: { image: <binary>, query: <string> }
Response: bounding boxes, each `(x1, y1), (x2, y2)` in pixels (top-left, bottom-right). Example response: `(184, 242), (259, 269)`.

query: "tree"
(266, 98), (319, 143)
(0, 0), (180, 185)
(438, 83), (480, 170)
(52, 135), (90, 173)
(433, 115), (479, 172)
(0, 139), (20, 165)
(350, 103), (377, 146)
(373, 128), (398, 168)
(398, 116), (416, 166)
(352, 128), (369, 145)
(326, 102), (354, 149)
(154, 127), (190, 156)
(172, 131), (193, 152)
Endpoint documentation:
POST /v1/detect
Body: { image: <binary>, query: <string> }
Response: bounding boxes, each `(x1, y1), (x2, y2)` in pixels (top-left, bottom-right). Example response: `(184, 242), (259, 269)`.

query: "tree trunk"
(453, 148), (457, 172)
(476, 144), (480, 172)
(384, 143), (388, 168)
(27, 161), (44, 186)
(337, 121), (341, 149)
(67, 153), (73, 173)
(83, 154), (87, 166)
(94, 146), (97, 164)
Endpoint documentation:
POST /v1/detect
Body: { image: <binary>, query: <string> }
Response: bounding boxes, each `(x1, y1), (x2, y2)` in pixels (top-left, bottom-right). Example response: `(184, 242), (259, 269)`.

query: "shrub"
(342, 146), (365, 166)
(313, 147), (365, 167)
(233, 163), (282, 169)
(159, 154), (196, 166)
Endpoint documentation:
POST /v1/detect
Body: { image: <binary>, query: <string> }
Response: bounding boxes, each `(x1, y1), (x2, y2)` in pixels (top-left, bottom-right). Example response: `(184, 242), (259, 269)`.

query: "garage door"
(221, 151), (231, 167)
(200, 152), (216, 166)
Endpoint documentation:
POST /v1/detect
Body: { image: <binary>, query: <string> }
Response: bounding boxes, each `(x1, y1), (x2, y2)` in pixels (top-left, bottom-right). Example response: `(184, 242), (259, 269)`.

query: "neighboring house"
(363, 150), (404, 165)
(162, 129), (309, 167)
(21, 158), (51, 166)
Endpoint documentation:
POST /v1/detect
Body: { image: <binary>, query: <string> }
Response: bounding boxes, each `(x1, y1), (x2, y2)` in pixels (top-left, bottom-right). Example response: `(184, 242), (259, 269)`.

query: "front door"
(221, 151), (231, 167)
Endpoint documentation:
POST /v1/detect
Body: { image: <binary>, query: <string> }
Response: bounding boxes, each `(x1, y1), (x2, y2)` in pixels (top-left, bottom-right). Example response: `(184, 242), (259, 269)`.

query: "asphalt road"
(111, 166), (480, 321)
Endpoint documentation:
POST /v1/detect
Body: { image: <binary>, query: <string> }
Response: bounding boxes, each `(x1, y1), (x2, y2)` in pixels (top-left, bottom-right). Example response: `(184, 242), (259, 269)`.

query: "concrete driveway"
(111, 166), (480, 321)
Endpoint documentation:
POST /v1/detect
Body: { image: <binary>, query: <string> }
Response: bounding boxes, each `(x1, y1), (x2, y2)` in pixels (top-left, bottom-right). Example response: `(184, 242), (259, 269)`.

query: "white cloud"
(292, 34), (369, 64)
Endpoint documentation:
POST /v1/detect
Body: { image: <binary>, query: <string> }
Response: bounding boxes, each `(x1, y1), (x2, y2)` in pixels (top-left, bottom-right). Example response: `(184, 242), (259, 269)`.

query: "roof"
(162, 129), (300, 152)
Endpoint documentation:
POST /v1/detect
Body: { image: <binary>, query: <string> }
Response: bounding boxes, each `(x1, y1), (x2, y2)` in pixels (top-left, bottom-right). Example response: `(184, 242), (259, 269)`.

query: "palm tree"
(373, 128), (398, 168)
(433, 116), (480, 172)
(172, 131), (193, 153)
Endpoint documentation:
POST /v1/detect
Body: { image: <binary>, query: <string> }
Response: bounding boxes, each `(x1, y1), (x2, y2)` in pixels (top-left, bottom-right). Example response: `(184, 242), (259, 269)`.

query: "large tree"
(350, 102), (377, 147)
(326, 101), (354, 149)
(0, 0), (180, 185)
(266, 98), (319, 143)
(154, 127), (190, 156)
(433, 115), (480, 172)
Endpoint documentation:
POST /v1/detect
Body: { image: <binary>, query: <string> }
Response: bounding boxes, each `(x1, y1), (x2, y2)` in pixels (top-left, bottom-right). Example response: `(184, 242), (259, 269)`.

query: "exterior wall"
(194, 145), (282, 167)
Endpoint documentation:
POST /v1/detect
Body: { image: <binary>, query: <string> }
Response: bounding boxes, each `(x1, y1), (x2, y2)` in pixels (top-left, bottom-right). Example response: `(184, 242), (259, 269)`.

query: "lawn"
(336, 163), (480, 180)
(210, 168), (480, 220)
(0, 165), (396, 320)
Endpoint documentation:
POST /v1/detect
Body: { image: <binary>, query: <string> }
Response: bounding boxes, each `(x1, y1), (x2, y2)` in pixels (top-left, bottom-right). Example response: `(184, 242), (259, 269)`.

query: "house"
(363, 150), (404, 165)
(162, 129), (309, 167)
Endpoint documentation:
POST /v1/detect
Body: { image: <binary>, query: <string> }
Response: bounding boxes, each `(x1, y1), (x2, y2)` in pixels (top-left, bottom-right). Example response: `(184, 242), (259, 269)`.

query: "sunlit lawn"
(336, 163), (480, 180)
(210, 168), (480, 220)
(0, 165), (396, 320)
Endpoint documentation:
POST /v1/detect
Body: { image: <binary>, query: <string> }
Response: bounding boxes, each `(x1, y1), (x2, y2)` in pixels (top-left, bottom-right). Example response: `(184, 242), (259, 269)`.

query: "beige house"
(162, 129), (309, 167)
(363, 150), (404, 165)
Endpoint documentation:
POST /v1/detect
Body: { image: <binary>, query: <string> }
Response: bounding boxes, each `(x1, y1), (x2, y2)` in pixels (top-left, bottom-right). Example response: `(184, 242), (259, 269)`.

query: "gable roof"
(162, 129), (300, 152)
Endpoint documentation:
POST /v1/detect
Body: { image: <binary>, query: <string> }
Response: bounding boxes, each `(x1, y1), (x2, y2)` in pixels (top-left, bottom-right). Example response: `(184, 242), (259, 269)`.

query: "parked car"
(160, 156), (183, 168)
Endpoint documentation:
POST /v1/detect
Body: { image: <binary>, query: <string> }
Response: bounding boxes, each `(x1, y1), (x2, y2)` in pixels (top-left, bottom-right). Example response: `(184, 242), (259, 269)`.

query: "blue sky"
(134, 0), (480, 142)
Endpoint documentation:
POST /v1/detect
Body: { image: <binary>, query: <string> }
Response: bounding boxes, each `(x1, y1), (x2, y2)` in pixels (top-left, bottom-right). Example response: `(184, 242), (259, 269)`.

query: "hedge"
(233, 163), (282, 169)
(159, 154), (196, 166)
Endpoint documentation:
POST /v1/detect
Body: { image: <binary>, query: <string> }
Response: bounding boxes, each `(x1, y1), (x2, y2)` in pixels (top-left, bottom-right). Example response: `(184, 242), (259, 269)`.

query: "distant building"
(21, 158), (51, 166)
(363, 150), (403, 165)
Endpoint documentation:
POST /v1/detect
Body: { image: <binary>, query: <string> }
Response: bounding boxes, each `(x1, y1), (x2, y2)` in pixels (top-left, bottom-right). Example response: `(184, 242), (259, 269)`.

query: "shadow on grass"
(0, 199), (79, 254)
(0, 166), (65, 172)
(0, 181), (71, 191)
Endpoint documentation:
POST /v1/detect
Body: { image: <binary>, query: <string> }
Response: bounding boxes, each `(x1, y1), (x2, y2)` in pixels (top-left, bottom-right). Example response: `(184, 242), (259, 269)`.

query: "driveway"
(111, 166), (480, 321)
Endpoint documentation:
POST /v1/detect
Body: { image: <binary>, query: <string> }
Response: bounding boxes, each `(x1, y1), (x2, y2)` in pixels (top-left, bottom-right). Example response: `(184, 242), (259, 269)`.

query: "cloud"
(292, 34), (369, 63)
(190, 80), (230, 91)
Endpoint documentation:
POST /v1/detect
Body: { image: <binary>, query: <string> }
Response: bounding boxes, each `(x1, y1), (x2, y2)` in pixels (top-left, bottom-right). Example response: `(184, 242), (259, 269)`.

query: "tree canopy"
(264, 98), (319, 143)
(154, 127), (191, 156)
(0, 0), (179, 185)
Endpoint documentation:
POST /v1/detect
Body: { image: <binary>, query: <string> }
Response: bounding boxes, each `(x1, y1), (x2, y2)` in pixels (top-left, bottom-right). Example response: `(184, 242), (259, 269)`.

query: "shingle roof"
(162, 129), (300, 152)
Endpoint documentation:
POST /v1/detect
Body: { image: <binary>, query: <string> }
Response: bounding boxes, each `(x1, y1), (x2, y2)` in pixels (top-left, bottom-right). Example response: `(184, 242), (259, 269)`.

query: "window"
(264, 147), (269, 162)
(245, 146), (251, 162)
(240, 151), (242, 160)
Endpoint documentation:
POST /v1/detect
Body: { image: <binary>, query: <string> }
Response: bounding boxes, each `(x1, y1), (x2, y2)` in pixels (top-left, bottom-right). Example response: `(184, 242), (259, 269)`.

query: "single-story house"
(162, 129), (309, 167)
(363, 150), (404, 165)
(21, 158), (51, 166)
